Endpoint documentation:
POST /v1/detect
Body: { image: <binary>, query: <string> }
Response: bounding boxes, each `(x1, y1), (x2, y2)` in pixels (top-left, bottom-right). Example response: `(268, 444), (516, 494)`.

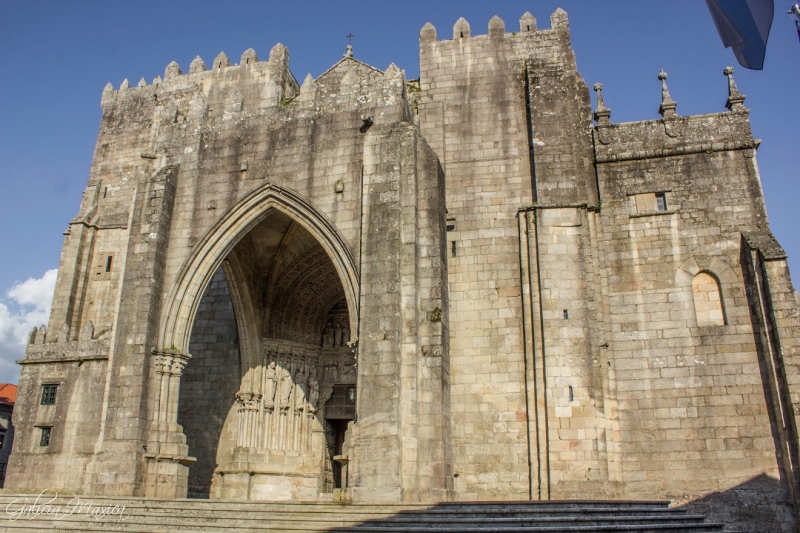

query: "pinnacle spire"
(658, 69), (677, 118)
(724, 66), (746, 111)
(593, 83), (611, 125)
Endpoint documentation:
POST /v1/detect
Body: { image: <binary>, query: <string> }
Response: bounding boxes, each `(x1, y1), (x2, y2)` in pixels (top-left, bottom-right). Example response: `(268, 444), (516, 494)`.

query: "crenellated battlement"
(100, 43), (300, 109)
(99, 41), (411, 122)
(419, 9), (569, 45)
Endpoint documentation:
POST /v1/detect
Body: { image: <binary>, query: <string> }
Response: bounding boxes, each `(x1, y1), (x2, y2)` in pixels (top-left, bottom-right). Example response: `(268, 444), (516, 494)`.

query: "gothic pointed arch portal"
(160, 184), (360, 500)
(158, 183), (359, 354)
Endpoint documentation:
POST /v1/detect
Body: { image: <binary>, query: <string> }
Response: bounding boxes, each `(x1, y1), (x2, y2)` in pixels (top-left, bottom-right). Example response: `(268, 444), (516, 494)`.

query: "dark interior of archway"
(178, 209), (350, 498)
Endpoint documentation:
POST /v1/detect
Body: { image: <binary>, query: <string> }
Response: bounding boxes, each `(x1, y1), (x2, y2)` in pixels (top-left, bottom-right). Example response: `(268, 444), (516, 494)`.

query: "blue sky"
(1, 1), (799, 383)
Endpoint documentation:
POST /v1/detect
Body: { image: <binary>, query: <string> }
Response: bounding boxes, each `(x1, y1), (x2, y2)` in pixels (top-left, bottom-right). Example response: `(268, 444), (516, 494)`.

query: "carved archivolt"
(267, 247), (347, 345)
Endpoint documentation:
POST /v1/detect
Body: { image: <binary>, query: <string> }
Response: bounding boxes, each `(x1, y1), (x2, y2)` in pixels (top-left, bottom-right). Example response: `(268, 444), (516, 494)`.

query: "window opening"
(563, 309), (569, 319)
(41, 384), (57, 405)
(39, 427), (51, 447)
(105, 255), (113, 272)
(451, 241), (457, 257)
(568, 386), (574, 402)
(655, 192), (667, 212)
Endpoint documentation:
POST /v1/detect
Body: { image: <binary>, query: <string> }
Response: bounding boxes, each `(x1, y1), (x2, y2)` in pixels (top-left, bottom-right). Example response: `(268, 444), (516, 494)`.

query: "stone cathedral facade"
(6, 9), (800, 530)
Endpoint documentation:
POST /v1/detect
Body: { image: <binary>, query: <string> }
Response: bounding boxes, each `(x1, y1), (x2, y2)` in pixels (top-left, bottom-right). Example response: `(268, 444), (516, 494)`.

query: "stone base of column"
(143, 455), (194, 498)
(212, 448), (321, 500)
(142, 423), (195, 498)
(83, 449), (148, 497)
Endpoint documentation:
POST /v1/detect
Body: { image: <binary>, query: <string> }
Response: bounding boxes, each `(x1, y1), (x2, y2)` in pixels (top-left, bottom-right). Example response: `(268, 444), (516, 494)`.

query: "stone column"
(143, 350), (194, 498)
(235, 392), (263, 449)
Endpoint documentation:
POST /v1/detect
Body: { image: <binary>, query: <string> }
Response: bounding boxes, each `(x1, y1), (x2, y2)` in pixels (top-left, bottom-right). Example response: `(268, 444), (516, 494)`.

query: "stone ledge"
(630, 210), (677, 219)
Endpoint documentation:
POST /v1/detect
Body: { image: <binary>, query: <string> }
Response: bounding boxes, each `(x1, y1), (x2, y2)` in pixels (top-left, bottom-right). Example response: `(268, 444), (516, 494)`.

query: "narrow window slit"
(655, 192), (667, 212)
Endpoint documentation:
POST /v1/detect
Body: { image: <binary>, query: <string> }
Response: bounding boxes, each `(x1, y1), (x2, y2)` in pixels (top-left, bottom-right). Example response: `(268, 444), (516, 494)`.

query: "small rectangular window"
(95, 253), (115, 279)
(39, 427), (51, 447)
(41, 384), (57, 405)
(655, 192), (667, 212)
(631, 191), (672, 216)
(563, 309), (569, 320)
(451, 241), (457, 258)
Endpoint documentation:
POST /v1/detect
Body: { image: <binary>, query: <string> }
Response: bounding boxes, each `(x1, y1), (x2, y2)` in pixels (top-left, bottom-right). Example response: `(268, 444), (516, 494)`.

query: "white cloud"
(0, 269), (58, 383)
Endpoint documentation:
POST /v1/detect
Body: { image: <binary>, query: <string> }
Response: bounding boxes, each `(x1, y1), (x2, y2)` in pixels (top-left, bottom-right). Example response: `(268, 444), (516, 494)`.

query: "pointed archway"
(147, 184), (360, 500)
(157, 183), (359, 356)
(178, 209), (357, 499)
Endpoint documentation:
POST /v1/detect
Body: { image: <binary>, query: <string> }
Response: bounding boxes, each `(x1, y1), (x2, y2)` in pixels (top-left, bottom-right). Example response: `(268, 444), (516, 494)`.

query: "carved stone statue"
(308, 376), (320, 413)
(342, 324), (350, 345)
(265, 361), (278, 409)
(279, 366), (293, 411)
(294, 368), (307, 412)
(334, 320), (343, 347)
(322, 320), (334, 348)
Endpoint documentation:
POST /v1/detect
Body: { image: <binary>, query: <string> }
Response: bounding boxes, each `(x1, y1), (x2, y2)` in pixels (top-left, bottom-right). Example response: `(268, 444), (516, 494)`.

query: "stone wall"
(6, 339), (108, 492)
(591, 98), (792, 527)
(179, 268), (240, 498)
(418, 13), (537, 501)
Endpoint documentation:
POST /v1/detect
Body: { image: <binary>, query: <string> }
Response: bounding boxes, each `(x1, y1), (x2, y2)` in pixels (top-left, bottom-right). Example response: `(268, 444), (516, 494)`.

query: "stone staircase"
(0, 494), (734, 532)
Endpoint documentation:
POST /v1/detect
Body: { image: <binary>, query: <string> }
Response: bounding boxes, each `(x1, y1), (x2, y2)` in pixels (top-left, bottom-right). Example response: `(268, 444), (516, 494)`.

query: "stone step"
(0, 522), (723, 533)
(0, 495), (734, 533)
(0, 511), (713, 526)
(0, 496), (680, 513)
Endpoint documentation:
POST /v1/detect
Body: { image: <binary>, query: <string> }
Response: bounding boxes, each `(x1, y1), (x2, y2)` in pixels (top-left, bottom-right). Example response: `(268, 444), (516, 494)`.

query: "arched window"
(692, 272), (725, 326)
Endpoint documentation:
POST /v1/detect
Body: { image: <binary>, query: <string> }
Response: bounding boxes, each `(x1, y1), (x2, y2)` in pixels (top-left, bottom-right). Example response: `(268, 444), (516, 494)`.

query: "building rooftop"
(0, 384), (17, 407)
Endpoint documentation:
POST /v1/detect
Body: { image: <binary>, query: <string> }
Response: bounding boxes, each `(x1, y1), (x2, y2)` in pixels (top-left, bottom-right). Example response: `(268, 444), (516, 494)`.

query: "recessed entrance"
(178, 209), (356, 500)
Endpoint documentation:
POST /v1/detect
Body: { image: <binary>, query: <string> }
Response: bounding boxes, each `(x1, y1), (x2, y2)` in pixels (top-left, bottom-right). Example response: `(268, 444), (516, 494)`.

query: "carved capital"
(152, 352), (173, 375)
(235, 391), (262, 411)
(170, 353), (191, 376)
(152, 349), (191, 376)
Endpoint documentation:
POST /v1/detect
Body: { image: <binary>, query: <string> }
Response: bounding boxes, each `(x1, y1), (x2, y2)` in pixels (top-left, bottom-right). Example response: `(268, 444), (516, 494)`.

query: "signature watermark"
(5, 490), (127, 521)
